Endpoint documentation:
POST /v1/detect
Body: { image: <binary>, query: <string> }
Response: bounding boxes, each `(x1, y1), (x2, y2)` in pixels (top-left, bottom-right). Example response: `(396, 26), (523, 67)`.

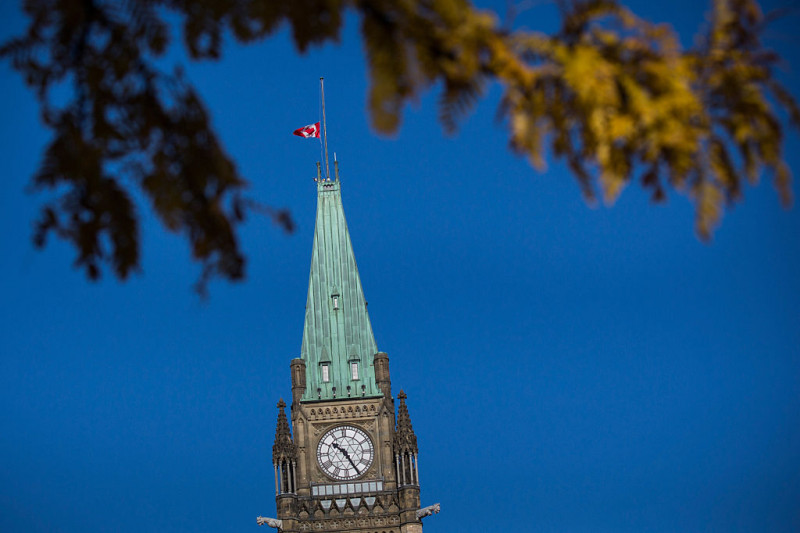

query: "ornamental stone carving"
(416, 503), (441, 520)
(306, 403), (380, 422)
(256, 516), (283, 528)
(291, 514), (405, 531)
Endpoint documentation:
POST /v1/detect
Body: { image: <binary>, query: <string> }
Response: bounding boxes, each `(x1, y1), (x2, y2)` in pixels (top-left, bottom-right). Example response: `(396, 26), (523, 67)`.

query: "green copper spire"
(300, 172), (381, 402)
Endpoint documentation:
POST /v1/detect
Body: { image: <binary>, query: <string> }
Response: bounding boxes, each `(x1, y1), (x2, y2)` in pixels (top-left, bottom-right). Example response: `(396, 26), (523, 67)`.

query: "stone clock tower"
(258, 163), (439, 533)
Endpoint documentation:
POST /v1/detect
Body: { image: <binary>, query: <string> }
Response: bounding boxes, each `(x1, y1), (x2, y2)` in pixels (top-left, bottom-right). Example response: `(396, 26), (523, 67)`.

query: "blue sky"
(1, 1), (799, 532)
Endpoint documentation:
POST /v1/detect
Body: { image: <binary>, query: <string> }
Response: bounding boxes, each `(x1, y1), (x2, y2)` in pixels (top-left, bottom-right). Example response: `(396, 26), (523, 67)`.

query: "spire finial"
(320, 77), (331, 181)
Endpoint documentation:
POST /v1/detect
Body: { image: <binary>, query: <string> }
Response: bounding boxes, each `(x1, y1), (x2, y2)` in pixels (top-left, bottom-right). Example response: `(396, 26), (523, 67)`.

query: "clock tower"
(258, 162), (439, 533)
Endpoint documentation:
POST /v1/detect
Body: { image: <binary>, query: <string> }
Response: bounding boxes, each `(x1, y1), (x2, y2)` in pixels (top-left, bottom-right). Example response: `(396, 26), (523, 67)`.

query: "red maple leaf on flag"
(293, 122), (320, 138)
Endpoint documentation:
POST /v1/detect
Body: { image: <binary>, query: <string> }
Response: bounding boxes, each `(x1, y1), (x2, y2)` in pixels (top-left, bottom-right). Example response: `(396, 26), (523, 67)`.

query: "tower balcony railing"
(311, 478), (384, 497)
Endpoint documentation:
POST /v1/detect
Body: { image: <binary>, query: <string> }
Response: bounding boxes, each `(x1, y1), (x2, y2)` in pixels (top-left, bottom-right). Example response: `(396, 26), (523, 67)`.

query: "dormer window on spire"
(331, 289), (340, 311)
(348, 354), (360, 381)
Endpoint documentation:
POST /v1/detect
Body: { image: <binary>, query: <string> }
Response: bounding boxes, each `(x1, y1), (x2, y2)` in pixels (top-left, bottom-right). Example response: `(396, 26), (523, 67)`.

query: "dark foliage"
(2, 0), (797, 290)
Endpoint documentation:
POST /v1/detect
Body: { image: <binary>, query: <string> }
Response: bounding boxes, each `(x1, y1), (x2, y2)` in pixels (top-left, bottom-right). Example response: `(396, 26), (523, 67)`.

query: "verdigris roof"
(300, 176), (381, 402)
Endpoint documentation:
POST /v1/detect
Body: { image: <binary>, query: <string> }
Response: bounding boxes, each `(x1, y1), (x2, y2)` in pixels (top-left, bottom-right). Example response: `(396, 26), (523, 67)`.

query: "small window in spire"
(350, 362), (359, 381)
(331, 290), (340, 311)
(321, 364), (330, 382)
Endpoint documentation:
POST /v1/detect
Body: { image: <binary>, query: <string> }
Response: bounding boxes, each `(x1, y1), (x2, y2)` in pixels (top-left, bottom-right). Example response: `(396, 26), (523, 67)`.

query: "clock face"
(316, 425), (374, 481)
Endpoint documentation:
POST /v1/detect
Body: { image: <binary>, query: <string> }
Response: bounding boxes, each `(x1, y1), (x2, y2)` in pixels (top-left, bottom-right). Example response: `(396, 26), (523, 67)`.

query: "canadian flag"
(293, 122), (320, 138)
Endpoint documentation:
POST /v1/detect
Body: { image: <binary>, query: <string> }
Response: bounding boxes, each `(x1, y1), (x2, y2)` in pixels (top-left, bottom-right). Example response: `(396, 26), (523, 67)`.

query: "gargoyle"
(416, 503), (441, 520)
(256, 516), (283, 529)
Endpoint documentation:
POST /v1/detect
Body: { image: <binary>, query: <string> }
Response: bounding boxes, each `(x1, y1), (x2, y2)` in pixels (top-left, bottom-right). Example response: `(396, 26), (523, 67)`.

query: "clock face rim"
(316, 425), (375, 481)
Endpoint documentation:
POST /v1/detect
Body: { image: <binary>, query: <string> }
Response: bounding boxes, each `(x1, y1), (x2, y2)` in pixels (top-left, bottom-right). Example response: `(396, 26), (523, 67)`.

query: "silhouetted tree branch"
(3, 0), (798, 291)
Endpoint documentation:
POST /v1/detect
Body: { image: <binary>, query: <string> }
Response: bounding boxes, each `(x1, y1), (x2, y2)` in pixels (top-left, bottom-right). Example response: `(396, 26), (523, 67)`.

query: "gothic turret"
(394, 391), (422, 529)
(272, 399), (297, 495)
(394, 391), (419, 486)
(394, 391), (418, 454)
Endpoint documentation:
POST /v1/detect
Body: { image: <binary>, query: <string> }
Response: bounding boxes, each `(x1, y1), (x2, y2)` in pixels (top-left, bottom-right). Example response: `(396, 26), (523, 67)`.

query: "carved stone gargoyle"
(256, 516), (283, 529)
(416, 503), (441, 520)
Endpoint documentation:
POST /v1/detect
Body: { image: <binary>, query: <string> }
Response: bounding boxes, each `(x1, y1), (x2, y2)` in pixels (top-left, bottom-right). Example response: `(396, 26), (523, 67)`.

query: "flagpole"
(320, 77), (331, 181)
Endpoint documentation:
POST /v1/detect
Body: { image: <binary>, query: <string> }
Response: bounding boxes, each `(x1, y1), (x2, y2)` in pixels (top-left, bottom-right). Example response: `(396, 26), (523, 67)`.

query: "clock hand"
(332, 443), (360, 471)
(345, 454), (359, 471)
